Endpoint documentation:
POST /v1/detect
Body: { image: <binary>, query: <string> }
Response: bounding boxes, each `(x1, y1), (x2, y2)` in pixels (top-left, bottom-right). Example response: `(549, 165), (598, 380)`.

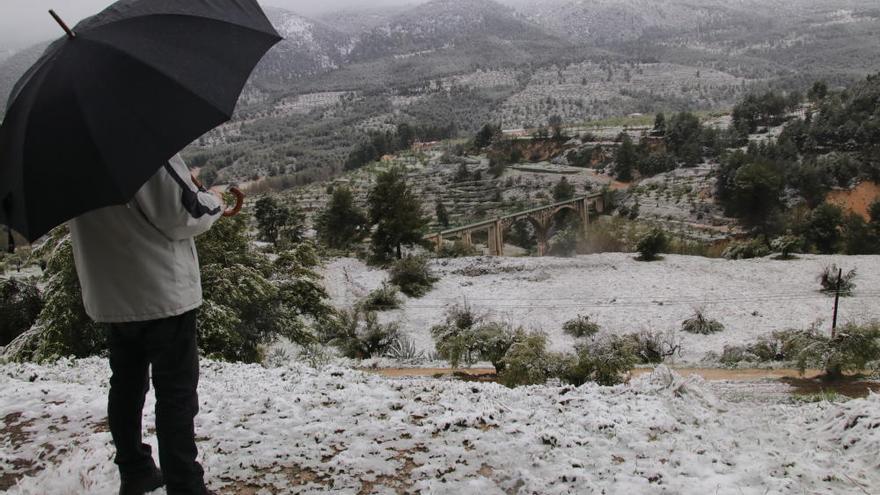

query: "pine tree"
(614, 133), (637, 182)
(653, 112), (666, 135)
(435, 200), (450, 228)
(315, 187), (369, 250)
(368, 167), (430, 261)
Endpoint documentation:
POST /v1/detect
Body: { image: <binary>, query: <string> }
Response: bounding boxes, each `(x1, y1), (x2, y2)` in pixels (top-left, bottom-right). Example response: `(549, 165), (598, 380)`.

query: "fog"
(0, 0), (434, 51)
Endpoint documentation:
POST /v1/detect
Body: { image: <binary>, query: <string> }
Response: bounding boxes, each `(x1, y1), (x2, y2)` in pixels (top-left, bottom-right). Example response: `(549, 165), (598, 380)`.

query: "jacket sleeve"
(132, 154), (223, 241)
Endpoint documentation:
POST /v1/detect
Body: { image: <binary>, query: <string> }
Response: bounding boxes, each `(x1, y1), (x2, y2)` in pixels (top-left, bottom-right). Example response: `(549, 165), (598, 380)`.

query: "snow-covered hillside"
(322, 253), (880, 363)
(2, 359), (878, 494)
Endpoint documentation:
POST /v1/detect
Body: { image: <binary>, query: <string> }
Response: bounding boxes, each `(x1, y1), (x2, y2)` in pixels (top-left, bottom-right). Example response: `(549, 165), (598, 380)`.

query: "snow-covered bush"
(430, 304), (525, 370)
(681, 309), (725, 334)
(722, 239), (770, 260)
(499, 332), (575, 387)
(7, 230), (106, 362)
(431, 303), (484, 368)
(624, 330), (681, 364)
(389, 255), (438, 298)
(566, 335), (638, 386)
(792, 322), (880, 379)
(473, 322), (526, 373)
(716, 324), (880, 376)
(771, 234), (803, 260)
(636, 228), (668, 261)
(324, 309), (401, 360)
(0, 278), (43, 347)
(359, 283), (401, 311)
(818, 264), (856, 296)
(562, 315), (600, 339)
(197, 218), (333, 363)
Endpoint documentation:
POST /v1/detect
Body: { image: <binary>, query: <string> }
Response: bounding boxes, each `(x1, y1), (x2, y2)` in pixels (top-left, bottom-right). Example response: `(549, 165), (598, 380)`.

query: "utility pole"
(831, 267), (842, 338)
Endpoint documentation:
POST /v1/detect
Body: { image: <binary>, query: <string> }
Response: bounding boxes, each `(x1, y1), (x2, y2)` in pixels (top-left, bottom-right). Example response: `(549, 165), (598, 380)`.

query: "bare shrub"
(681, 308), (725, 334)
(624, 330), (682, 364)
(818, 264), (856, 296)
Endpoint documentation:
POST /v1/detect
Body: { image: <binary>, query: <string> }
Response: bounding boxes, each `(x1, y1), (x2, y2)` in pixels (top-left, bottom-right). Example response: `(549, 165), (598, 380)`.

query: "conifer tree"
(368, 167), (430, 261)
(315, 187), (369, 250)
(435, 200), (450, 228)
(614, 133), (637, 182)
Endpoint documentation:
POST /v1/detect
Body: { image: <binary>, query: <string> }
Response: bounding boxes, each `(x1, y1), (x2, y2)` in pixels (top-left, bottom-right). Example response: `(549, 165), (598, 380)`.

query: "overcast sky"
(0, 0), (429, 51)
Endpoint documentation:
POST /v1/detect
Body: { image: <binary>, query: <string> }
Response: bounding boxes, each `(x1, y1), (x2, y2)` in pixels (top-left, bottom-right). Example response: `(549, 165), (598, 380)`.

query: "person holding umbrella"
(0, 1), (282, 494)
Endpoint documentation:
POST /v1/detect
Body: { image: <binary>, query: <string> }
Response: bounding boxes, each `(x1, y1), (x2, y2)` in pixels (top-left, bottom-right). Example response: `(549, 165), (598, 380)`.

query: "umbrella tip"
(49, 10), (76, 40)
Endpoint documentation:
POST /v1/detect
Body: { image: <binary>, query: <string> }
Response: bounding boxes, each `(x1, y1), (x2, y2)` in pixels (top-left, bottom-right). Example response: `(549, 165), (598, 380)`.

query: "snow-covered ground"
(2, 358), (879, 494)
(321, 254), (880, 364)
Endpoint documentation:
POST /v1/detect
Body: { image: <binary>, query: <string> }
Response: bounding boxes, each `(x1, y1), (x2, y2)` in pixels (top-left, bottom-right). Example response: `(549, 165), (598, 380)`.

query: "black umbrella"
(0, 0), (282, 243)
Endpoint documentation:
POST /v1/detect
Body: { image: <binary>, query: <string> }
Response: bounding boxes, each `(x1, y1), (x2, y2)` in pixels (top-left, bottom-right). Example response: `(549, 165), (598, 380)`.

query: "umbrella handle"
(223, 187), (245, 217)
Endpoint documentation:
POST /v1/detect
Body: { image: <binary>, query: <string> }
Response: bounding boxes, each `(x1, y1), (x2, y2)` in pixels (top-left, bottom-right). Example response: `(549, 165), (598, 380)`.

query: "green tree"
(665, 112), (702, 162)
(453, 162), (471, 183)
(869, 200), (880, 223)
(254, 196), (303, 245)
(548, 115), (564, 140)
(315, 187), (369, 250)
(368, 167), (430, 261)
(552, 177), (575, 202)
(197, 215), (333, 362)
(474, 123), (500, 149)
(653, 112), (666, 135)
(805, 203), (844, 253)
(807, 81), (828, 103)
(730, 160), (784, 236)
(614, 133), (637, 182)
(435, 200), (450, 228)
(636, 228), (668, 261)
(842, 213), (879, 254)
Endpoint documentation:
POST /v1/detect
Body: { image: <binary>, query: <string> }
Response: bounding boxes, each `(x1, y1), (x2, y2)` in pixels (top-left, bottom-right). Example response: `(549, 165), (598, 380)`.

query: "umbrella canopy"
(0, 0), (282, 242)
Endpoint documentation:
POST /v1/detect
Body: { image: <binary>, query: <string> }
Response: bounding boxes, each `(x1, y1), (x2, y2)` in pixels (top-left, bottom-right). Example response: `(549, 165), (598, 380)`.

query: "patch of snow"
(1, 359), (877, 494)
(320, 254), (880, 363)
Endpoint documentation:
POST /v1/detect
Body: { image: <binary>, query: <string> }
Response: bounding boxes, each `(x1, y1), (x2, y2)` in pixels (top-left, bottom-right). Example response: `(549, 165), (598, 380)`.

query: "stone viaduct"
(425, 193), (606, 256)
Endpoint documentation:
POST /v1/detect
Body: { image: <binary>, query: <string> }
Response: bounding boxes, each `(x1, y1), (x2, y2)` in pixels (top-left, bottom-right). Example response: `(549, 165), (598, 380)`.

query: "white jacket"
(69, 155), (222, 323)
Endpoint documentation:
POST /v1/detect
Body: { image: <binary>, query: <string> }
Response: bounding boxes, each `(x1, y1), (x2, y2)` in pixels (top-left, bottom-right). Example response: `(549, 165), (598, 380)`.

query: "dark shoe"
(119, 466), (164, 495)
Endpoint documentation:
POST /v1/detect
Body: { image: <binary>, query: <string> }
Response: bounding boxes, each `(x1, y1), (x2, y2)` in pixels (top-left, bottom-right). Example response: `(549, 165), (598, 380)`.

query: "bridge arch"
(426, 193), (604, 257)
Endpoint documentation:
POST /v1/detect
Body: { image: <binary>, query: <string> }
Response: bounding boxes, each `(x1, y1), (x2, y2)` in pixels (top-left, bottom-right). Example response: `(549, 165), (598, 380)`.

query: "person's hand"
(210, 188), (225, 204)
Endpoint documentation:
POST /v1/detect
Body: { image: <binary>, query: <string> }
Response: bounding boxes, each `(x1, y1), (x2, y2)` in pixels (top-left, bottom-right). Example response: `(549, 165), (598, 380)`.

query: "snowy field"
(321, 254), (880, 364)
(2, 358), (879, 494)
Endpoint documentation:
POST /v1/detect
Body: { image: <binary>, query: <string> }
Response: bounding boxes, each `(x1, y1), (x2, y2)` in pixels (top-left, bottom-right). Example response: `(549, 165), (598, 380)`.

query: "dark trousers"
(108, 310), (207, 495)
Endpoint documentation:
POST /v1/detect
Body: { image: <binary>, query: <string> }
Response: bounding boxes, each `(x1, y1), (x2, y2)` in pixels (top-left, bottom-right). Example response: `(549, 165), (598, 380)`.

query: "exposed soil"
(827, 181), (880, 220)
